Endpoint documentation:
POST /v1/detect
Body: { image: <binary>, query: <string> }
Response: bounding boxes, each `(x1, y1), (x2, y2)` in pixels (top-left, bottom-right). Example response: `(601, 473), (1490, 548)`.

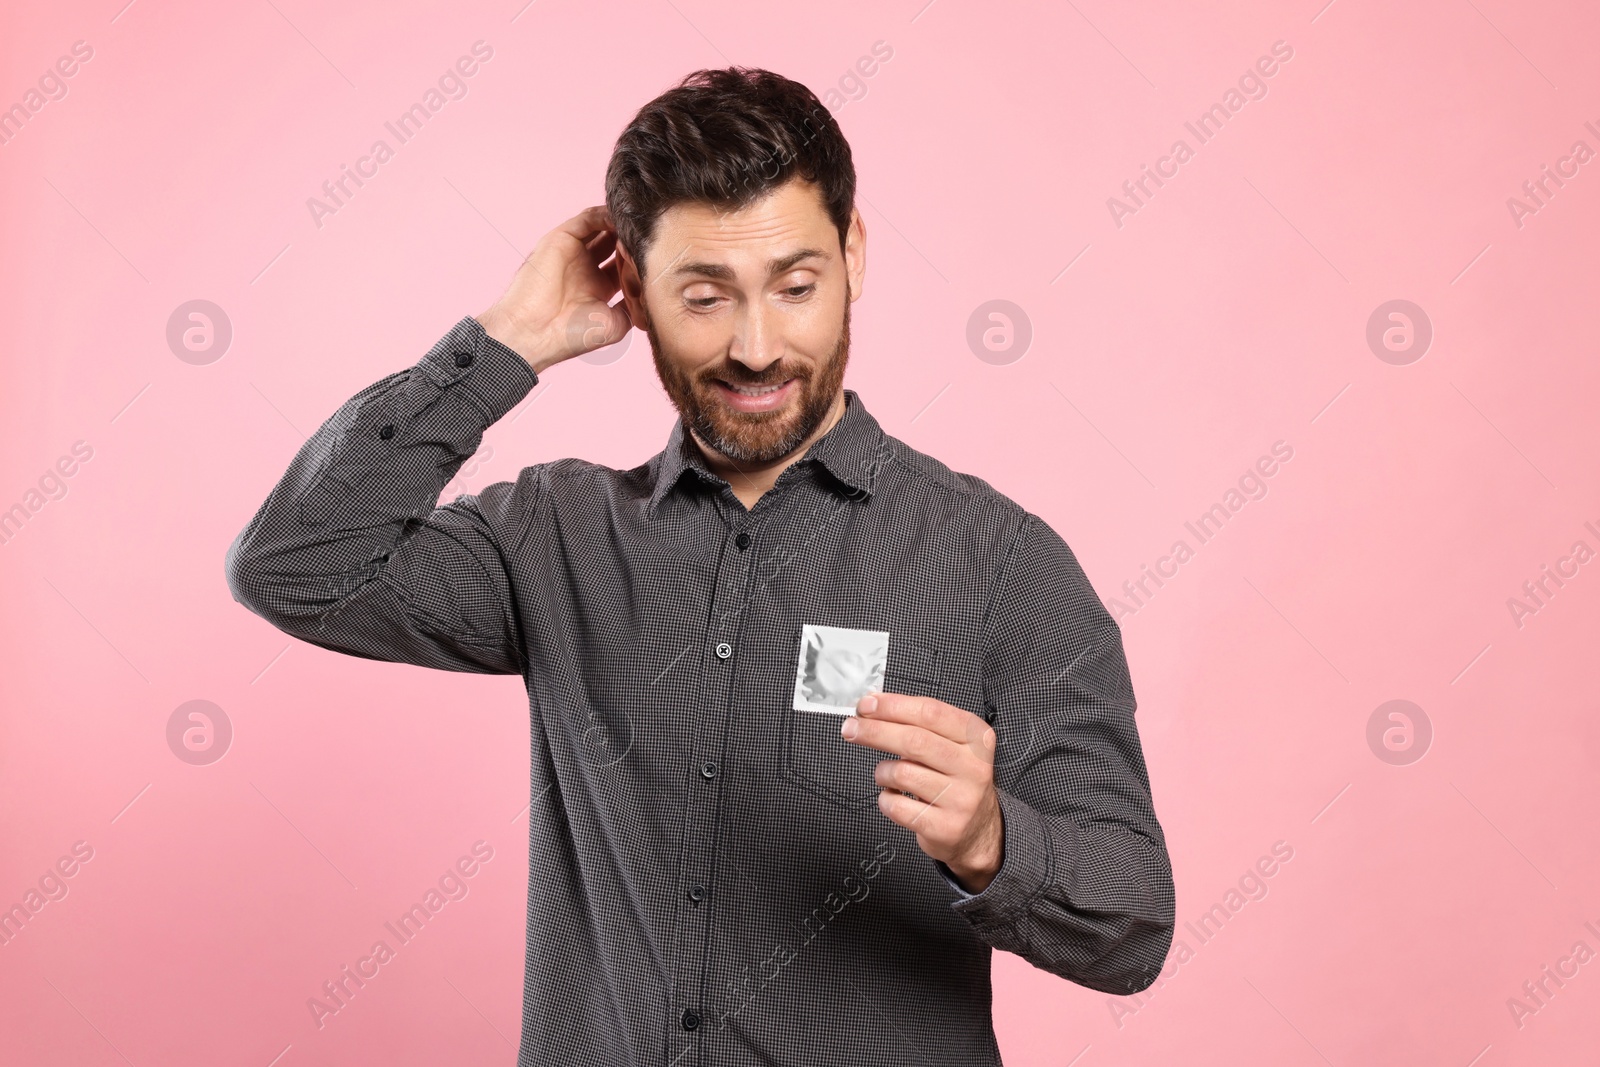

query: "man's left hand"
(840, 692), (1003, 893)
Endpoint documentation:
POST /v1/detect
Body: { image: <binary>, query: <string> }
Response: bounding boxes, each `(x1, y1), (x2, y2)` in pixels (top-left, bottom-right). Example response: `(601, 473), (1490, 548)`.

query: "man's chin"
(690, 387), (804, 454)
(696, 420), (806, 464)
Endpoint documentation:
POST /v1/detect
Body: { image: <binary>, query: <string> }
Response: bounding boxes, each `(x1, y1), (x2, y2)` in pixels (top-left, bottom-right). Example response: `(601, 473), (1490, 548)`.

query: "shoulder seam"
(977, 513), (1040, 713)
(885, 437), (1029, 518)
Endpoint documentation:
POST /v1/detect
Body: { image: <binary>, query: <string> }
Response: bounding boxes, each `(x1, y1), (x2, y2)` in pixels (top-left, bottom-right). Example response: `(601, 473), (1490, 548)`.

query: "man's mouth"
(724, 381), (785, 396)
(711, 377), (797, 413)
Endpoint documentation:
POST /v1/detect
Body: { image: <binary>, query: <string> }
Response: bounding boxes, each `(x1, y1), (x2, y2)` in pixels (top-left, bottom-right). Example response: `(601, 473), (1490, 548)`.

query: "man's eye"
(784, 285), (814, 298)
(687, 296), (720, 309)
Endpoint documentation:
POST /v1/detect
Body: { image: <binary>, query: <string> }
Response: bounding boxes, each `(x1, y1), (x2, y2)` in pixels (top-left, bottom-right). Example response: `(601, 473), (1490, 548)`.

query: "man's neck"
(690, 388), (847, 511)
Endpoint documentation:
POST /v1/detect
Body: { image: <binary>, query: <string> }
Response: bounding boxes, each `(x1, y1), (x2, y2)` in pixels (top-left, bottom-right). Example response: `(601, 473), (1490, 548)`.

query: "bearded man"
(226, 65), (1174, 1067)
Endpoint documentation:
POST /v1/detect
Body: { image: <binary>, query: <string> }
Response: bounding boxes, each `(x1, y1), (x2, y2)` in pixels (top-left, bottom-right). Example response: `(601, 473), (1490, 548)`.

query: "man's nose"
(728, 302), (783, 373)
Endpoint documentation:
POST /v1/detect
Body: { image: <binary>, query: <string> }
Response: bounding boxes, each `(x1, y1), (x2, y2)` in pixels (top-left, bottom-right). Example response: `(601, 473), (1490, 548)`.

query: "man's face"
(620, 178), (865, 465)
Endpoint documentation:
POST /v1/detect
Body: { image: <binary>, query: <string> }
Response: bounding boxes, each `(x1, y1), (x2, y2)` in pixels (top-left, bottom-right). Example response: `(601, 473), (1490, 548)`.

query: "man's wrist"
(945, 807), (1005, 893)
(945, 850), (1001, 894)
(475, 308), (557, 376)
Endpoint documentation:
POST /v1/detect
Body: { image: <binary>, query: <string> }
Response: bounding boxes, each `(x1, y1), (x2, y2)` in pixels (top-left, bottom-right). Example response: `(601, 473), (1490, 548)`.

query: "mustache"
(698, 363), (809, 387)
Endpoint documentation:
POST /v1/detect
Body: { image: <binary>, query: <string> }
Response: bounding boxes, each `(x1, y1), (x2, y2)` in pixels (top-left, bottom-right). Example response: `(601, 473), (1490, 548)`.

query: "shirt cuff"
(417, 315), (540, 424)
(945, 788), (1063, 932)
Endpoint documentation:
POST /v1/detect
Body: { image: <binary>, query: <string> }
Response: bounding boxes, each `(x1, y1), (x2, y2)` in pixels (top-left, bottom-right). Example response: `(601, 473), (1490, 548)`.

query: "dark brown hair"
(605, 67), (856, 280)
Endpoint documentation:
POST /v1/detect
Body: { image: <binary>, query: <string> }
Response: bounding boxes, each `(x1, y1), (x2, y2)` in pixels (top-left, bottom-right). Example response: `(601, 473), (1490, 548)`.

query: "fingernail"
(840, 717), (859, 739)
(857, 694), (877, 715)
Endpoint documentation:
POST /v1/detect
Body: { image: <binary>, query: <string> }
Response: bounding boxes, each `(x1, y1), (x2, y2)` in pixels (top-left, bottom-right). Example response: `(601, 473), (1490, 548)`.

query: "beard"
(648, 299), (851, 465)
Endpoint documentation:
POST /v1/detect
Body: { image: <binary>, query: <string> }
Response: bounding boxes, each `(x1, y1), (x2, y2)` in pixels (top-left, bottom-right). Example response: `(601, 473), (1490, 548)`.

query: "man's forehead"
(647, 180), (835, 279)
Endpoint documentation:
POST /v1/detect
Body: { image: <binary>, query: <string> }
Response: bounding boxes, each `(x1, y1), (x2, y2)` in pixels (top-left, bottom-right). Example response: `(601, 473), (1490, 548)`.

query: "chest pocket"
(782, 638), (943, 809)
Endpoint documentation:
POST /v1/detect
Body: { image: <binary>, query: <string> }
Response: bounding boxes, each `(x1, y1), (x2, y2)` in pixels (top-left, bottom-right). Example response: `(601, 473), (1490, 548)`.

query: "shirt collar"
(647, 388), (888, 517)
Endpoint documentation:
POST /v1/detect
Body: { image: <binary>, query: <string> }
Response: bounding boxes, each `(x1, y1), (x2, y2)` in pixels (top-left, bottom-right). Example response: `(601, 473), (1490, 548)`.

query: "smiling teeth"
(729, 383), (783, 396)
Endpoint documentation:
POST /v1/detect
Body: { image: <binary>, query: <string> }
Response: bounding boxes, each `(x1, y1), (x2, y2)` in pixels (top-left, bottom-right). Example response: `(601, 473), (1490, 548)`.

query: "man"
(227, 66), (1173, 1066)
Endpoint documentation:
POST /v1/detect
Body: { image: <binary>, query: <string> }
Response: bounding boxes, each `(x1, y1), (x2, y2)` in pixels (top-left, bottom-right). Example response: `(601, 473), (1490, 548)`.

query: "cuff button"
(378, 424), (395, 440)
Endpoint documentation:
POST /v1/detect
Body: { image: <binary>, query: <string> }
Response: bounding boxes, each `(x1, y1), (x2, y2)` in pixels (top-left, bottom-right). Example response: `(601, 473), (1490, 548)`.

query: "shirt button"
(378, 424), (395, 440)
(700, 761), (718, 779)
(735, 532), (751, 550)
(715, 642), (732, 659)
(454, 351), (474, 368)
(689, 883), (706, 902)
(681, 1008), (701, 1031)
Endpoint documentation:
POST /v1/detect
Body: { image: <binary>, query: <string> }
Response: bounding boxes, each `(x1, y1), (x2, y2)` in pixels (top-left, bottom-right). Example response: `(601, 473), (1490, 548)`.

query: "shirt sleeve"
(948, 513), (1175, 995)
(224, 316), (540, 676)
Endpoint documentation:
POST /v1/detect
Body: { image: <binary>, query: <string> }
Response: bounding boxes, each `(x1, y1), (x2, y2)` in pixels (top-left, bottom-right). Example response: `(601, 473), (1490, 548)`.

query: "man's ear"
(617, 244), (651, 332)
(843, 206), (866, 304)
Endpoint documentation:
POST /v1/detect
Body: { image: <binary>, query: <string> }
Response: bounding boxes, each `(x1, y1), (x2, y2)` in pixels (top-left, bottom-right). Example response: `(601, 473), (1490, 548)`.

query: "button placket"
(670, 514), (760, 1056)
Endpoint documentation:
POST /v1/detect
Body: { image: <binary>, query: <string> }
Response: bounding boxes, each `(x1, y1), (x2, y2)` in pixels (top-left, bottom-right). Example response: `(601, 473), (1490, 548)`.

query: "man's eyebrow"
(670, 247), (831, 281)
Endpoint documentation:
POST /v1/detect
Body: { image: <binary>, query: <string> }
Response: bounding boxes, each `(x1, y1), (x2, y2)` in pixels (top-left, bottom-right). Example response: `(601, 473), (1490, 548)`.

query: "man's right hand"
(475, 205), (638, 375)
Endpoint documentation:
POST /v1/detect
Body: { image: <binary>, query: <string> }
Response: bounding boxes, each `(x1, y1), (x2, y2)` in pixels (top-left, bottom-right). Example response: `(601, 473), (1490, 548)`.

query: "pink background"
(3, 0), (1597, 1063)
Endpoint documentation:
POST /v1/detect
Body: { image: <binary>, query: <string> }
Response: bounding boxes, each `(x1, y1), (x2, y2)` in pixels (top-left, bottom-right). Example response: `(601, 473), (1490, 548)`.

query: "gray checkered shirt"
(225, 315), (1175, 1066)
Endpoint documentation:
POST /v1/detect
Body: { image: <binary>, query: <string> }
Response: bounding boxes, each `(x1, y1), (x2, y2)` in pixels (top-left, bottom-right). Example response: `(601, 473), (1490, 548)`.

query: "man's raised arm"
(224, 206), (636, 675)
